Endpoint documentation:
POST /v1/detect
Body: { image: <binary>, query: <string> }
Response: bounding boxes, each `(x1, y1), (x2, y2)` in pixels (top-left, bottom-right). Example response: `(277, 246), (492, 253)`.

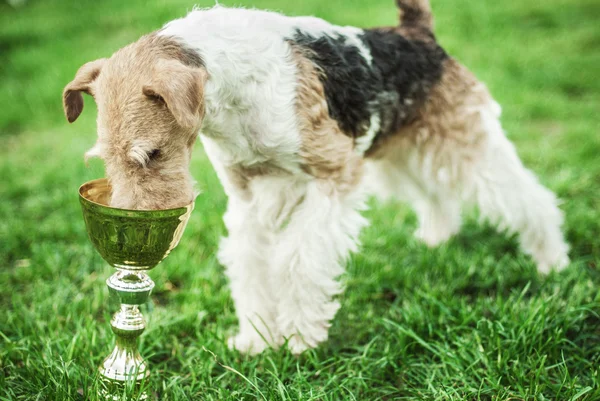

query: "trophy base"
(98, 271), (153, 399)
(99, 343), (149, 382)
(99, 376), (150, 401)
(97, 331), (151, 400)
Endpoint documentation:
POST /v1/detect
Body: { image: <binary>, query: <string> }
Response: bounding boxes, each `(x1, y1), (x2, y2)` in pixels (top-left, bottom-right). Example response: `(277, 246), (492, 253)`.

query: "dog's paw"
(530, 240), (570, 275)
(283, 326), (329, 355)
(535, 252), (570, 275)
(415, 226), (454, 247)
(227, 332), (270, 355)
(286, 335), (311, 355)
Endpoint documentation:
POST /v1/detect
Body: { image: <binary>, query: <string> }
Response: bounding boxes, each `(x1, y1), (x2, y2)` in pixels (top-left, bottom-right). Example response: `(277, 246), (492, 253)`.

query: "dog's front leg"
(219, 196), (280, 355)
(273, 180), (368, 354)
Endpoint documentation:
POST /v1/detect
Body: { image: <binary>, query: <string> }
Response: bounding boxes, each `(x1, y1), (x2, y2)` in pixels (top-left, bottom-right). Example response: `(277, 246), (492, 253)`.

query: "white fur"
(84, 142), (104, 163)
(467, 106), (569, 273)
(129, 143), (153, 167)
(355, 113), (381, 154)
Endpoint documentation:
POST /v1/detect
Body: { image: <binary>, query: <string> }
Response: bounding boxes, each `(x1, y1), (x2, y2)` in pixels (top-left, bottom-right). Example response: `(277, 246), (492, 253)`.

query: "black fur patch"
(362, 29), (447, 135)
(290, 28), (447, 146)
(291, 30), (377, 137)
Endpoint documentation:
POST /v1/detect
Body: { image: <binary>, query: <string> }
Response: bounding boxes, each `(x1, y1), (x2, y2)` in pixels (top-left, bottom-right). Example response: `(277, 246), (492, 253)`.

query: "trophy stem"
(99, 270), (154, 397)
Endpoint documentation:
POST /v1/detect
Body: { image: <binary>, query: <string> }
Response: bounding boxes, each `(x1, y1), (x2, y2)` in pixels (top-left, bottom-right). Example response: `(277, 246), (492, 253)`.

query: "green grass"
(1, 0), (599, 399)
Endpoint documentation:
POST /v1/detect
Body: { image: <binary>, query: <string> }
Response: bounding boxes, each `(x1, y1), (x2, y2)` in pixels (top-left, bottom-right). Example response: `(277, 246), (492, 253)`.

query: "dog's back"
(160, 2), (454, 158)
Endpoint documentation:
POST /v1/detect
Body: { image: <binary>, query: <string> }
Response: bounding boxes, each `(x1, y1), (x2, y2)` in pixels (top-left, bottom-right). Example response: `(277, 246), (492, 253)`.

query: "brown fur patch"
(291, 46), (364, 194)
(224, 163), (291, 201)
(396, 0), (433, 30)
(366, 58), (493, 159)
(150, 32), (204, 68)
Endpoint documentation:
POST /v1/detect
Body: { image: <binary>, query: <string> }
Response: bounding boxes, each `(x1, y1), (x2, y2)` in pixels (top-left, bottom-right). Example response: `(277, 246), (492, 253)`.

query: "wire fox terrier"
(63, 0), (569, 354)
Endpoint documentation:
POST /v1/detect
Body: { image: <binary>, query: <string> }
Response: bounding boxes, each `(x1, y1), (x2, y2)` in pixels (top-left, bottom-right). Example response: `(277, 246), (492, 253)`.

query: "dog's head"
(63, 34), (207, 210)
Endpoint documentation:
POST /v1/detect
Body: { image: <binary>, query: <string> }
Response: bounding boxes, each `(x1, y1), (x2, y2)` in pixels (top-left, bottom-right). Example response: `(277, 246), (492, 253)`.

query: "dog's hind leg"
(366, 58), (568, 272)
(466, 109), (570, 274)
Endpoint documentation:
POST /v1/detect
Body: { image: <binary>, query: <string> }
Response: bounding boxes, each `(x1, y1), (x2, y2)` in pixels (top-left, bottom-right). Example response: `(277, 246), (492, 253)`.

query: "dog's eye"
(143, 87), (165, 104)
(148, 94), (164, 104)
(148, 149), (161, 160)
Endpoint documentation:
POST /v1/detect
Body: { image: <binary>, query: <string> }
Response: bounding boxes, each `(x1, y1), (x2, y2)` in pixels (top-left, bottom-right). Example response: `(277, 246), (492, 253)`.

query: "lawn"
(1, 0), (599, 399)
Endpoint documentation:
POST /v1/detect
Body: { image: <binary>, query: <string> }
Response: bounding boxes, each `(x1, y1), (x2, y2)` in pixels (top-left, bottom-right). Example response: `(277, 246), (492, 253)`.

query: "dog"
(63, 0), (570, 355)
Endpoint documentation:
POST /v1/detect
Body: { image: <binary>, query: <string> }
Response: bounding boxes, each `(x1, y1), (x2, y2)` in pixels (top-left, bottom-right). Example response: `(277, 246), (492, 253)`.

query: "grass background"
(1, 0), (599, 399)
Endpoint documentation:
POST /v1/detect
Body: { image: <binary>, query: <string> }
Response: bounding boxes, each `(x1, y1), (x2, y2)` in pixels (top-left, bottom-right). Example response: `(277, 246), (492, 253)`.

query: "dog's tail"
(396, 0), (434, 30)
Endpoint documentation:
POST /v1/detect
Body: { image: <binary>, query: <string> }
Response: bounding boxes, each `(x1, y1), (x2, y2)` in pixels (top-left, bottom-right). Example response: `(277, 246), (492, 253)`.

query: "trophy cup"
(79, 178), (194, 397)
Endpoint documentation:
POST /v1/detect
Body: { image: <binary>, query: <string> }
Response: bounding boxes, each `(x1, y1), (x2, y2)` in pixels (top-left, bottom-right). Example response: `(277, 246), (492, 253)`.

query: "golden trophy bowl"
(79, 178), (194, 396)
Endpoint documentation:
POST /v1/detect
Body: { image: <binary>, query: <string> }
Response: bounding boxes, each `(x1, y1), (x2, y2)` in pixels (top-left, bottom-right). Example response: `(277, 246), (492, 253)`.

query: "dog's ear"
(142, 59), (208, 129)
(62, 58), (106, 123)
